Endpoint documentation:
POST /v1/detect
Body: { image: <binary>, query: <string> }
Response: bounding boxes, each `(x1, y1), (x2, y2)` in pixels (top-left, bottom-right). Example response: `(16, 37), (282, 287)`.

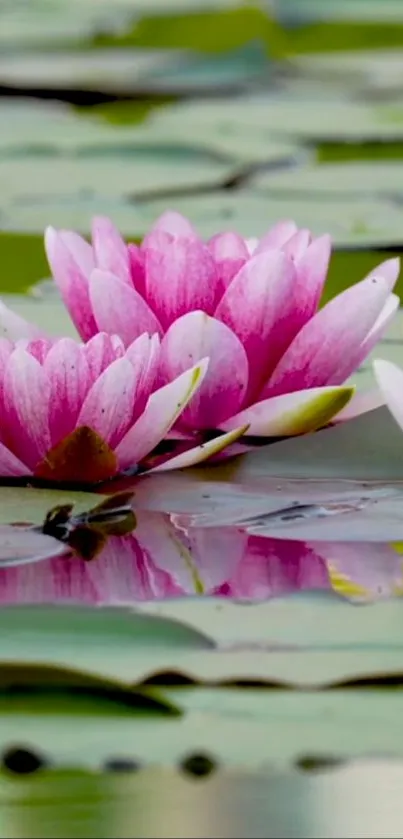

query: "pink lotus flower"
(38, 211), (399, 442)
(0, 332), (245, 482)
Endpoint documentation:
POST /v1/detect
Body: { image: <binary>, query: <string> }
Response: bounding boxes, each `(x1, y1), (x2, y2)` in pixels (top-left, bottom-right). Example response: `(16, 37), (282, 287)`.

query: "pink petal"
(185, 526), (248, 593)
(128, 243), (146, 295)
(0, 339), (13, 416)
(144, 237), (220, 330)
(312, 541), (403, 602)
(220, 385), (354, 437)
(282, 228), (311, 261)
(363, 257), (400, 292)
(148, 425), (249, 472)
(23, 339), (53, 364)
(116, 359), (208, 469)
(0, 300), (44, 342)
(331, 292), (399, 384)
(293, 234), (332, 318)
(44, 339), (91, 445)
(125, 333), (160, 419)
(159, 312), (249, 429)
(147, 210), (198, 240)
(133, 513), (201, 595)
(373, 359), (403, 432)
(3, 348), (51, 470)
(215, 250), (298, 399)
(85, 532), (181, 604)
(264, 274), (393, 397)
(89, 269), (162, 347)
(0, 441), (28, 476)
(91, 216), (131, 286)
(0, 556), (98, 605)
(208, 232), (249, 290)
(55, 229), (95, 276)
(44, 226), (97, 341)
(83, 332), (125, 382)
(254, 219), (298, 254)
(215, 537), (329, 599)
(77, 356), (137, 448)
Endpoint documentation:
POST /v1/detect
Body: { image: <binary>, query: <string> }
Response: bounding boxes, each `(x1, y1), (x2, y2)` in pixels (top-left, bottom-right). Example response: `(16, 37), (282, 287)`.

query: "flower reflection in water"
(0, 509), (402, 606)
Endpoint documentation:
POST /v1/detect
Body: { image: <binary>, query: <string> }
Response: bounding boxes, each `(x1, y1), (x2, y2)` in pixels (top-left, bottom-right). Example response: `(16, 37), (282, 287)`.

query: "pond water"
(2, 1), (403, 837)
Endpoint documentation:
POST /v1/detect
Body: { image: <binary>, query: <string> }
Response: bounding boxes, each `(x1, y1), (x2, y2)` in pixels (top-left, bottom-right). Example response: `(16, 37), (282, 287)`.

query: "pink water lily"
(0, 212), (397, 458)
(0, 332), (246, 482)
(38, 211), (399, 443)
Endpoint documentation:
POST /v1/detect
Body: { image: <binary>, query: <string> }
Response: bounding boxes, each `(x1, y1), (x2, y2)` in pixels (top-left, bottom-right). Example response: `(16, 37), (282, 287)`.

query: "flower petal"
(373, 359), (403, 433)
(282, 228), (311, 261)
(133, 513), (202, 595)
(128, 243), (146, 295)
(44, 338), (91, 445)
(84, 531), (182, 603)
(333, 293), (399, 384)
(363, 256), (400, 292)
(144, 237), (220, 329)
(3, 348), (51, 470)
(148, 425), (249, 472)
(293, 234), (331, 319)
(0, 338), (13, 414)
(208, 231), (249, 290)
(215, 250), (298, 398)
(214, 537), (329, 599)
(45, 226), (97, 341)
(220, 386), (354, 437)
(22, 339), (53, 364)
(54, 229), (94, 276)
(91, 216), (131, 285)
(316, 541), (403, 603)
(146, 210), (198, 240)
(264, 274), (393, 397)
(254, 219), (298, 254)
(77, 356), (137, 448)
(0, 442), (28, 476)
(89, 269), (162, 346)
(0, 300), (44, 342)
(116, 359), (208, 469)
(159, 312), (249, 429)
(125, 332), (160, 418)
(83, 332), (124, 382)
(184, 525), (248, 593)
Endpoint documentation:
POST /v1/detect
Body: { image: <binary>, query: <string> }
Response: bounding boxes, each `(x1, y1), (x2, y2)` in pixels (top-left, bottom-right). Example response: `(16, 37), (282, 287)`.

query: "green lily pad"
(0, 48), (189, 92)
(290, 48), (403, 98)
(0, 487), (103, 527)
(252, 161), (403, 200)
(150, 94), (403, 145)
(1, 593), (403, 689)
(0, 602), (213, 677)
(0, 1), (136, 50)
(2, 679), (403, 770)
